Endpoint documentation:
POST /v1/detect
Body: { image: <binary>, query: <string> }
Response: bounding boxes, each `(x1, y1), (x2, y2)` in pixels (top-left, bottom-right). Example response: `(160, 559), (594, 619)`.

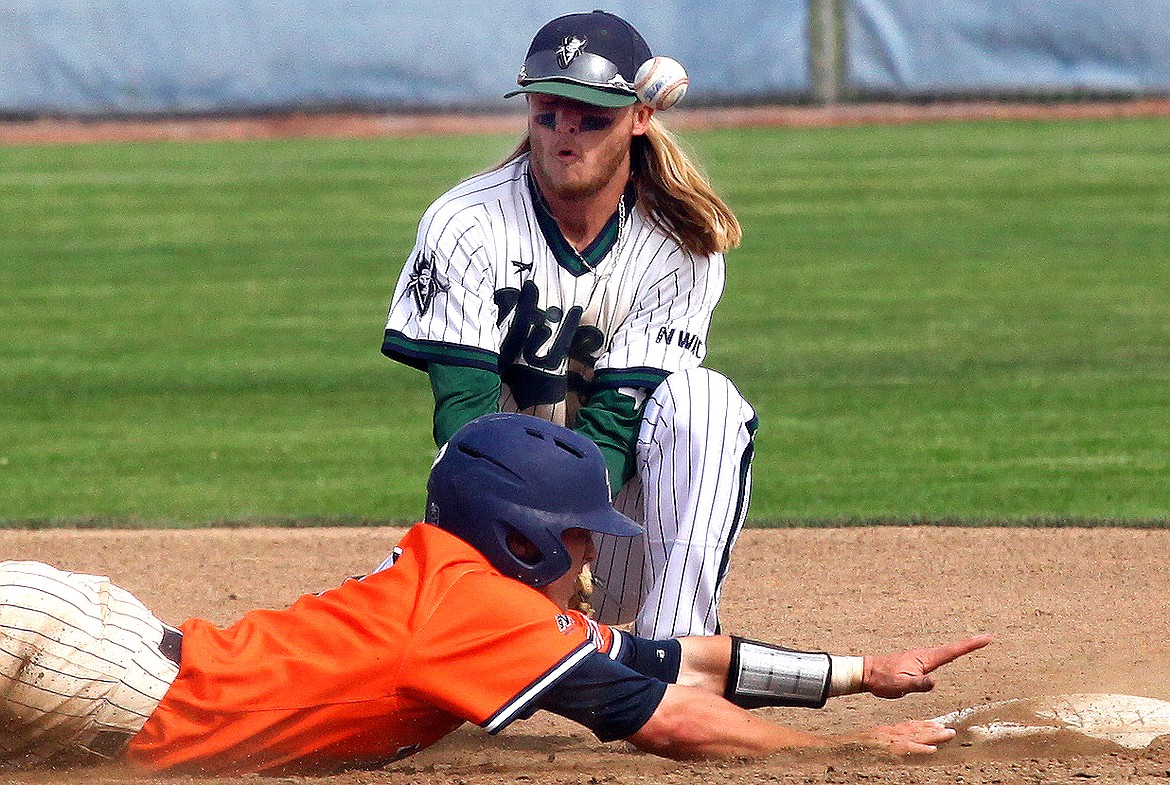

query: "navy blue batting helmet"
(425, 412), (641, 587)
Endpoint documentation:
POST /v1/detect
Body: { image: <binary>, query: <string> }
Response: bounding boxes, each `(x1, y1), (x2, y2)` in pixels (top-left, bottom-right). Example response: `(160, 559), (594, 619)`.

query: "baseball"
(634, 56), (689, 110)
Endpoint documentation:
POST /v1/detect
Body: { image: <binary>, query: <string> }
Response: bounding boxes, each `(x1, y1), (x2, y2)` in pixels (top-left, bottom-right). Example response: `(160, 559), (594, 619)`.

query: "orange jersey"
(126, 524), (613, 775)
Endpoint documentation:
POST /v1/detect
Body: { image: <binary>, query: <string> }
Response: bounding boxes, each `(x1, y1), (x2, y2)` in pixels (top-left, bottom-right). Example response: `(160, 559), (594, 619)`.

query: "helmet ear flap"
(424, 413), (637, 587)
(491, 515), (572, 586)
(502, 525), (542, 566)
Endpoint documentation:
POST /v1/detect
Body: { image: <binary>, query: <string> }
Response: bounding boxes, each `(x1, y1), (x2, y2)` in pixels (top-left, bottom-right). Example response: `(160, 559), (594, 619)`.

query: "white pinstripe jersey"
(383, 154), (725, 426)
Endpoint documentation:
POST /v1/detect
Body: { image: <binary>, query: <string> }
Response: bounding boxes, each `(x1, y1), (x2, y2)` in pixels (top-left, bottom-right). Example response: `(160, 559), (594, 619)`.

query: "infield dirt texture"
(3, 104), (1168, 783)
(2, 525), (1169, 785)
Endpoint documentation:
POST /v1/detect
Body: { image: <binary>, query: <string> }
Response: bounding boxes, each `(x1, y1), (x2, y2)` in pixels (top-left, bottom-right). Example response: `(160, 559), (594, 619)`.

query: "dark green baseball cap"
(505, 11), (652, 108)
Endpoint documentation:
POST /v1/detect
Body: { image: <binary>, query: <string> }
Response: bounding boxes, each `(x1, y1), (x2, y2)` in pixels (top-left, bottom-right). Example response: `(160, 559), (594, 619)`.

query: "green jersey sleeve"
(574, 388), (644, 495)
(429, 363), (501, 447)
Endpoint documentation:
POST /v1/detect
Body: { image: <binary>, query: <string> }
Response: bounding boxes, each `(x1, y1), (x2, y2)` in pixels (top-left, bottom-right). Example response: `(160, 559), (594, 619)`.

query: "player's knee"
(650, 368), (755, 430)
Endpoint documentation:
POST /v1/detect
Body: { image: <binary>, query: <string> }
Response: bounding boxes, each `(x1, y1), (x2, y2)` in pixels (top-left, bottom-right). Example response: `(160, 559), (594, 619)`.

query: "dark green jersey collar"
(526, 168), (636, 277)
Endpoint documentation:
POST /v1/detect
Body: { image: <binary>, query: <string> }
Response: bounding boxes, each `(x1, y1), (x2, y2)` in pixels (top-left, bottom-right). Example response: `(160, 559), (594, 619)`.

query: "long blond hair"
(494, 117), (741, 256)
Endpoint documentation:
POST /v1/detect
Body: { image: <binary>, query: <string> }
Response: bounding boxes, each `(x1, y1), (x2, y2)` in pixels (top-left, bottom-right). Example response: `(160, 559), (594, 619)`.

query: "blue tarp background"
(0, 0), (1166, 116)
(847, 0), (1170, 94)
(0, 1), (808, 115)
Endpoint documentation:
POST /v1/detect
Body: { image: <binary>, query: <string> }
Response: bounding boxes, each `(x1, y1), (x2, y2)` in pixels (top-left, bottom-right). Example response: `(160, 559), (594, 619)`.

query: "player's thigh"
(0, 561), (176, 741)
(590, 478), (647, 625)
(637, 368), (755, 539)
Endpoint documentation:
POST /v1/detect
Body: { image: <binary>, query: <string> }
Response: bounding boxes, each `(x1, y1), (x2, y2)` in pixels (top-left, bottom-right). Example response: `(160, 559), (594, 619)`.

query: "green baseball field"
(2, 116), (1167, 526)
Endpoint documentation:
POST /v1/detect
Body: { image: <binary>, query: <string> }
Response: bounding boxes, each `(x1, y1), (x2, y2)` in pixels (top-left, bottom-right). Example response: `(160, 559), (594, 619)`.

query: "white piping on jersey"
(607, 629), (626, 661)
(484, 640), (597, 733)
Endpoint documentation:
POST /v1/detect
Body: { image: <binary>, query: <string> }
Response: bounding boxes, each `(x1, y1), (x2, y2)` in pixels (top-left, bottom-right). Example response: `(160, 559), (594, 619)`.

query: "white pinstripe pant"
(591, 368), (757, 639)
(0, 561), (178, 768)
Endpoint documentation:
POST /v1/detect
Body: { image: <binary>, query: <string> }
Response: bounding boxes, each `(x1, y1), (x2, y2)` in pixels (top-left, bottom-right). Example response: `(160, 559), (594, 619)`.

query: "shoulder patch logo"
(555, 613), (576, 633)
(407, 251), (448, 315)
(557, 36), (587, 69)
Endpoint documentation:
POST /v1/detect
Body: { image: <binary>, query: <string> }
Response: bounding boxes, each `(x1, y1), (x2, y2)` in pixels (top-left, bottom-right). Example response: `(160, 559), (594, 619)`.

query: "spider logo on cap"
(557, 36), (587, 68)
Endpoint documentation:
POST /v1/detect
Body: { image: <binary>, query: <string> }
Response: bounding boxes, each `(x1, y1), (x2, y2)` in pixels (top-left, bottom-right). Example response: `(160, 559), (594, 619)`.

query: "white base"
(934, 693), (1170, 750)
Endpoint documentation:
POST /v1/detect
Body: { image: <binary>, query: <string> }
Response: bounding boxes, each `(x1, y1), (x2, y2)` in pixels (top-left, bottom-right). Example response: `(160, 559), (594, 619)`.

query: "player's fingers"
(924, 722), (956, 747)
(904, 720), (954, 746)
(894, 738), (946, 756)
(875, 721), (955, 755)
(920, 634), (993, 671)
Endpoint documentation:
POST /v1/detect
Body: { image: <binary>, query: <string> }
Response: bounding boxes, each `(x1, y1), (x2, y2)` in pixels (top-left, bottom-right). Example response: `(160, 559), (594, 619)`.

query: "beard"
(528, 135), (631, 203)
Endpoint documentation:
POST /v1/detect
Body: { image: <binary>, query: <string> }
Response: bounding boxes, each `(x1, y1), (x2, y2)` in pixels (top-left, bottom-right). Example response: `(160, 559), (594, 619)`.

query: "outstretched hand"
(863, 634), (992, 699)
(845, 720), (957, 755)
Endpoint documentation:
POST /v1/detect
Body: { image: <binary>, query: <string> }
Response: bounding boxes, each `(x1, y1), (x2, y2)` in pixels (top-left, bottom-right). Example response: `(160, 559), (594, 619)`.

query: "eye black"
(533, 111), (615, 132)
(580, 115), (615, 132)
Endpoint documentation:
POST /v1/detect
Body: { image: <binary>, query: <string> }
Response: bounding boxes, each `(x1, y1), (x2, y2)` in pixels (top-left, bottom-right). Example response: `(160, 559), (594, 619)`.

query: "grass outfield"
(1, 118), (1167, 526)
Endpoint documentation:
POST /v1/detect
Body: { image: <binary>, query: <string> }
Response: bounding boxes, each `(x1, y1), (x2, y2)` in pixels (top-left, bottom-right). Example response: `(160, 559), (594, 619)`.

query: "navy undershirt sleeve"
(613, 632), (682, 682)
(530, 651), (667, 742)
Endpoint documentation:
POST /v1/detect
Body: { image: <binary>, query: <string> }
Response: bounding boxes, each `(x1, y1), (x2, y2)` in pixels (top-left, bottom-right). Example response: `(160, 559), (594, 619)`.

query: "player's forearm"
(676, 634), (992, 706)
(627, 684), (828, 760)
(675, 635), (732, 692)
(629, 685), (958, 760)
(573, 388), (643, 493)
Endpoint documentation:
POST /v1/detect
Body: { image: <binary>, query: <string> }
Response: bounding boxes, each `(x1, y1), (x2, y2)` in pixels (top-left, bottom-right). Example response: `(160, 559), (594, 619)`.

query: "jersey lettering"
(524, 303), (580, 370)
(502, 366), (566, 410)
(655, 327), (704, 358)
(499, 281), (583, 371)
(495, 280), (606, 409)
(569, 325), (606, 364)
(678, 332), (702, 353)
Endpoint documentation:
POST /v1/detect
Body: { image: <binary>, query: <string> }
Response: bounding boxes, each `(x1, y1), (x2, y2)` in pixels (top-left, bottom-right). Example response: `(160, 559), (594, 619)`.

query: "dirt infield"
(4, 99), (1170, 145)
(2, 526), (1168, 785)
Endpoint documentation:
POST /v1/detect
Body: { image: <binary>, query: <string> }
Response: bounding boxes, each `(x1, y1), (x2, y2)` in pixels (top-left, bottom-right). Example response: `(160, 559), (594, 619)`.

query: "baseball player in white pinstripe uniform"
(382, 11), (755, 638)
